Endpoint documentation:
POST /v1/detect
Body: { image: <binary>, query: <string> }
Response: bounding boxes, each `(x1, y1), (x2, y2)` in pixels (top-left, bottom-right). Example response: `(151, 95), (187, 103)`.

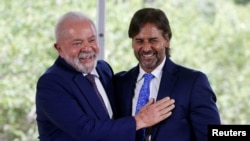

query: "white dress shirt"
(132, 57), (166, 116)
(83, 69), (113, 118)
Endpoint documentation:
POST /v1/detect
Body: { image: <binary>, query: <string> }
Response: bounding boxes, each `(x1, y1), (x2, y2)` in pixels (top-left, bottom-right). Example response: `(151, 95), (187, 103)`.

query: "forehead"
(134, 23), (162, 38)
(58, 20), (96, 43)
(69, 20), (95, 33)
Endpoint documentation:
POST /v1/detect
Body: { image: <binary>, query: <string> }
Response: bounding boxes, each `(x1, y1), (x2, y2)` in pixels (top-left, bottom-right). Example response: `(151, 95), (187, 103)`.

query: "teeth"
(142, 53), (154, 57)
(79, 53), (94, 59)
(145, 53), (153, 56)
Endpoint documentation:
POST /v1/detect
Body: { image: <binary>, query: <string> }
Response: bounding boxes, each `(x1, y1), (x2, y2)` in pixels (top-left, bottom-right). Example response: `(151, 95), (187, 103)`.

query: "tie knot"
(143, 73), (154, 81)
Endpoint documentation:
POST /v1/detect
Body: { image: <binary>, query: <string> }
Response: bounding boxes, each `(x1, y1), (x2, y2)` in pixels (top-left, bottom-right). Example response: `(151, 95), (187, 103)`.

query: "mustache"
(140, 50), (155, 55)
(78, 52), (96, 58)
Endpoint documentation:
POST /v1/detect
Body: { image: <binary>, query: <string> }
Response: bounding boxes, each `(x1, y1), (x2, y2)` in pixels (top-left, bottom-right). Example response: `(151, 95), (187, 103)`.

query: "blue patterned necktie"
(135, 73), (154, 114)
(135, 73), (154, 141)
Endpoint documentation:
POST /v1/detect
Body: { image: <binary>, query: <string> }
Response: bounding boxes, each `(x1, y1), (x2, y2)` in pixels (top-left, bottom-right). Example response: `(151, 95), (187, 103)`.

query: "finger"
(154, 98), (175, 109)
(154, 97), (171, 106)
(160, 111), (173, 120)
(159, 104), (175, 116)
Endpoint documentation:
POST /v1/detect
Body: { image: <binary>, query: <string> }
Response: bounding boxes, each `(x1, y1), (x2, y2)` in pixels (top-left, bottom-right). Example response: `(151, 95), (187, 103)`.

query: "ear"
(164, 37), (170, 48)
(54, 43), (61, 53)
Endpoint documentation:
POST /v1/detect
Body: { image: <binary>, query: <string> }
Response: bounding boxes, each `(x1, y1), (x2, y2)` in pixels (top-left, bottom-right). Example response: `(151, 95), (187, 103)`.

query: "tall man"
(114, 8), (221, 141)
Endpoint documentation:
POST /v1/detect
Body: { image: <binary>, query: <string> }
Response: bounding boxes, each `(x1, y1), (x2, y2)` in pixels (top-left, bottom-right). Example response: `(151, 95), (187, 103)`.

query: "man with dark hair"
(114, 8), (221, 141)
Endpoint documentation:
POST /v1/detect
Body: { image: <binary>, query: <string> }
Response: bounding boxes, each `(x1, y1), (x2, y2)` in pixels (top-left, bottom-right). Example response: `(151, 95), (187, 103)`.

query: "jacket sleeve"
(189, 72), (221, 141)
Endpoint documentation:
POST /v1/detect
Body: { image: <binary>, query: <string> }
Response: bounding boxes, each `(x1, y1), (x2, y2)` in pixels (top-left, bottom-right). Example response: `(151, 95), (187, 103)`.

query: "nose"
(141, 42), (151, 51)
(80, 42), (92, 51)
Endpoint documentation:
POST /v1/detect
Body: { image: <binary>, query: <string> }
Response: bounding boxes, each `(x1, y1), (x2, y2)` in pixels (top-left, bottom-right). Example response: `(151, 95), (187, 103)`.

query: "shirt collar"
(83, 68), (99, 78)
(91, 69), (99, 78)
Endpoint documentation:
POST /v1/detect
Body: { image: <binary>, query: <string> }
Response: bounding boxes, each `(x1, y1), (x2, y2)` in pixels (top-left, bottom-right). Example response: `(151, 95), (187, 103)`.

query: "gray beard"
(64, 55), (97, 74)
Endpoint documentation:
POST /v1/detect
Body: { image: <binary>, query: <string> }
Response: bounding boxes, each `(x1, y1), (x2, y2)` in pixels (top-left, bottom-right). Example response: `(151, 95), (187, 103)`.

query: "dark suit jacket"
(114, 58), (221, 141)
(36, 57), (136, 141)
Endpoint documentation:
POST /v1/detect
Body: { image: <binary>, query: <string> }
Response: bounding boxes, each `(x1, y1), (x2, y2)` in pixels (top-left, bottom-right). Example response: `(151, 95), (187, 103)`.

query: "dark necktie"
(135, 73), (154, 141)
(85, 73), (108, 114)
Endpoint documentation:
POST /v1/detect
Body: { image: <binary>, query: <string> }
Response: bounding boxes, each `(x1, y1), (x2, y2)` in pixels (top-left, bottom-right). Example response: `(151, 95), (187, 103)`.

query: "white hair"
(54, 11), (97, 42)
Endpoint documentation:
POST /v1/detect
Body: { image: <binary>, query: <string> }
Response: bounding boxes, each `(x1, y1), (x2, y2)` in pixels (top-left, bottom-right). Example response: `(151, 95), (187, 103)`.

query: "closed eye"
(135, 39), (143, 44)
(72, 40), (83, 46)
(88, 36), (96, 43)
(149, 38), (158, 43)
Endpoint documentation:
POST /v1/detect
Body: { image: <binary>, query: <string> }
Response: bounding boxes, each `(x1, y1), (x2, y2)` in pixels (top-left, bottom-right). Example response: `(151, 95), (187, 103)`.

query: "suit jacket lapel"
(56, 57), (110, 119)
(74, 74), (109, 119)
(125, 66), (140, 115)
(152, 58), (178, 140)
(156, 58), (178, 100)
(96, 67), (114, 109)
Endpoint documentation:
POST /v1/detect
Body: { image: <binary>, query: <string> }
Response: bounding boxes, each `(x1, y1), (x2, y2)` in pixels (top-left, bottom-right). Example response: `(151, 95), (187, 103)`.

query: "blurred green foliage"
(0, 0), (249, 140)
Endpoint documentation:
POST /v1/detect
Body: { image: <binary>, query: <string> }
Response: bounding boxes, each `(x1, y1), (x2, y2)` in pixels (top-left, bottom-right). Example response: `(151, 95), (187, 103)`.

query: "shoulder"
(165, 59), (209, 82)
(177, 64), (207, 77)
(172, 64), (212, 88)
(114, 65), (139, 82)
(97, 60), (114, 76)
(97, 60), (111, 69)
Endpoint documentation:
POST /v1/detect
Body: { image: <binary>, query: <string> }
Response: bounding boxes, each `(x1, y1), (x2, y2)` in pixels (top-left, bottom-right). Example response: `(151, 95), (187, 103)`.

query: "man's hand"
(134, 97), (175, 130)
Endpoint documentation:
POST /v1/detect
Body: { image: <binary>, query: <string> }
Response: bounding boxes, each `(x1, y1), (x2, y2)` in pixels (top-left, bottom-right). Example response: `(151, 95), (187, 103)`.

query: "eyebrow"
(134, 37), (158, 40)
(88, 35), (96, 39)
(71, 35), (96, 42)
(72, 39), (83, 42)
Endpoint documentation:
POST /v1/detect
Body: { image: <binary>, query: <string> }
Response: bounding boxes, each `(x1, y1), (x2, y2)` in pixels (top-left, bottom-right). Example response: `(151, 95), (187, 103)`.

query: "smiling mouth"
(79, 53), (96, 62)
(79, 56), (93, 61)
(140, 51), (155, 58)
(80, 55), (93, 59)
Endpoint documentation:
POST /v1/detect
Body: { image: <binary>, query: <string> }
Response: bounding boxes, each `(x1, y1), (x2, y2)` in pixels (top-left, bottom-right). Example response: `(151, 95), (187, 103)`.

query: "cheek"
(90, 42), (99, 53)
(157, 47), (166, 58)
(95, 45), (100, 53)
(132, 44), (140, 52)
(133, 47), (141, 56)
(63, 47), (79, 58)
